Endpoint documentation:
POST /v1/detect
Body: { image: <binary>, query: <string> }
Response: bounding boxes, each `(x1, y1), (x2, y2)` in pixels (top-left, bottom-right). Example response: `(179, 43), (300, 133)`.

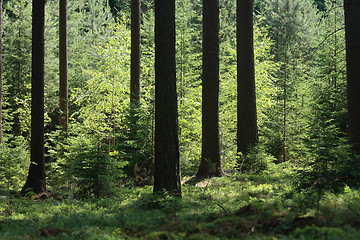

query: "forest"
(1, 0), (360, 239)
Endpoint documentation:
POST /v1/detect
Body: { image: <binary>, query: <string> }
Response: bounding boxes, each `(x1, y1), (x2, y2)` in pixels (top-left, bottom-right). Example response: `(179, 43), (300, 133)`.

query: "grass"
(1, 164), (360, 239)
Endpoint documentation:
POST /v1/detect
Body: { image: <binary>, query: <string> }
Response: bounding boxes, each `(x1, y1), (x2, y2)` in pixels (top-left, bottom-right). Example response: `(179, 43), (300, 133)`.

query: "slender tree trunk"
(237, 0), (258, 155)
(282, 62), (287, 162)
(21, 0), (46, 195)
(130, 0), (141, 136)
(15, 3), (23, 137)
(59, 0), (68, 134)
(344, 0), (360, 155)
(0, 0), (2, 145)
(130, 0), (141, 106)
(196, 0), (226, 178)
(153, 0), (181, 196)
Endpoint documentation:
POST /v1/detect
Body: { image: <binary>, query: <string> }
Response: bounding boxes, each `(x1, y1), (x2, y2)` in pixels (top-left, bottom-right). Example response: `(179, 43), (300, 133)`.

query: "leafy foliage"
(0, 1), (358, 239)
(0, 137), (29, 191)
(2, 170), (360, 239)
(294, 0), (358, 196)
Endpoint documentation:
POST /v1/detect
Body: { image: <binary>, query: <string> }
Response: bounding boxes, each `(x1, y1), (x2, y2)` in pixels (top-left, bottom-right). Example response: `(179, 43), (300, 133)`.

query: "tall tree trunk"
(15, 2), (23, 137)
(237, 0), (258, 155)
(196, 0), (226, 178)
(344, 0), (360, 155)
(59, 0), (68, 134)
(153, 0), (181, 196)
(0, 0), (2, 145)
(21, 0), (46, 195)
(130, 0), (141, 136)
(130, 0), (141, 106)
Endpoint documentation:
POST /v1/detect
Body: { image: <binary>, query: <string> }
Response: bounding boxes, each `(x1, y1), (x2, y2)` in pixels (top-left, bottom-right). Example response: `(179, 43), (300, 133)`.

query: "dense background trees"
(1, 0), (360, 238)
(0, 0), (357, 209)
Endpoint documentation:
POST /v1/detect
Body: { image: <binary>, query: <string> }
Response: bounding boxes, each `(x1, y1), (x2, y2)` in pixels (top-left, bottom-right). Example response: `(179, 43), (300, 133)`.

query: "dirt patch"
(37, 228), (69, 238)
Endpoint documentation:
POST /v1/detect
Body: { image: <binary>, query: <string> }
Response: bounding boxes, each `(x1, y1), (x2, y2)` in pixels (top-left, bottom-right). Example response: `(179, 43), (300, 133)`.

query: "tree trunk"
(237, 0), (258, 155)
(153, 0), (181, 196)
(59, 0), (68, 134)
(129, 0), (141, 136)
(344, 0), (360, 155)
(196, 0), (226, 178)
(21, 0), (46, 195)
(130, 0), (141, 106)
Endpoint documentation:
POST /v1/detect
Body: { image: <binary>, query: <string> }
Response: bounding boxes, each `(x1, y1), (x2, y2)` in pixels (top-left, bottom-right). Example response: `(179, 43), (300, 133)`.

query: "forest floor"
(1, 163), (360, 239)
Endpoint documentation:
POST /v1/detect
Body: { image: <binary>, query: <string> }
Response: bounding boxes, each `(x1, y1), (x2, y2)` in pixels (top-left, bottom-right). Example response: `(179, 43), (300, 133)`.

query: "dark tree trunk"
(153, 0), (181, 196)
(130, 0), (141, 106)
(21, 0), (46, 195)
(344, 0), (360, 155)
(59, 0), (68, 133)
(237, 0), (258, 155)
(129, 0), (141, 136)
(0, 0), (2, 145)
(196, 0), (226, 178)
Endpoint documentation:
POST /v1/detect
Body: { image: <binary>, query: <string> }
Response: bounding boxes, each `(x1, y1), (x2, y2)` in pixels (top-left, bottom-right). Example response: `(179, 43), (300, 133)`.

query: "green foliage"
(115, 106), (154, 181)
(294, 0), (354, 196)
(47, 21), (132, 197)
(2, 171), (360, 239)
(314, 0), (326, 11)
(0, 137), (29, 191)
(2, 0), (32, 139)
(0, 2), (358, 240)
(1, 0), (119, 194)
(260, 0), (320, 162)
(68, 135), (127, 198)
(290, 226), (360, 240)
(294, 86), (351, 193)
(237, 145), (277, 173)
(70, 21), (130, 141)
(175, 0), (202, 175)
(219, 22), (278, 169)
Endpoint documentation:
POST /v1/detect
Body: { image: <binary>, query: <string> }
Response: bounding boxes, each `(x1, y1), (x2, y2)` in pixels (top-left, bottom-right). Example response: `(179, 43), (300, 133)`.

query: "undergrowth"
(1, 165), (360, 239)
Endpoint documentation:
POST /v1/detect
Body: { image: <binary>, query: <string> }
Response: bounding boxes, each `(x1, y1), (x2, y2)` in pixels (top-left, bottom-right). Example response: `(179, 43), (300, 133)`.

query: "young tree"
(21, 0), (46, 195)
(344, 0), (360, 155)
(59, 0), (68, 133)
(2, 0), (32, 138)
(237, 0), (258, 155)
(153, 0), (181, 196)
(263, 0), (318, 161)
(130, 0), (141, 106)
(196, 0), (226, 178)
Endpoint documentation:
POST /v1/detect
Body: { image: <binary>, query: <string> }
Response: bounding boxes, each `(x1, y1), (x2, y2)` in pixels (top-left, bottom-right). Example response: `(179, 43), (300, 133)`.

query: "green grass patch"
(1, 166), (360, 239)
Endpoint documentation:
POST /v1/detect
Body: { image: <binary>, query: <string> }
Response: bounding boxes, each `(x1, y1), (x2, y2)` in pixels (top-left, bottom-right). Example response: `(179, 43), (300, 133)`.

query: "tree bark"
(130, 0), (141, 106)
(196, 0), (226, 178)
(237, 0), (258, 155)
(21, 0), (46, 195)
(344, 0), (360, 155)
(129, 0), (141, 136)
(153, 0), (181, 196)
(59, 0), (68, 133)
